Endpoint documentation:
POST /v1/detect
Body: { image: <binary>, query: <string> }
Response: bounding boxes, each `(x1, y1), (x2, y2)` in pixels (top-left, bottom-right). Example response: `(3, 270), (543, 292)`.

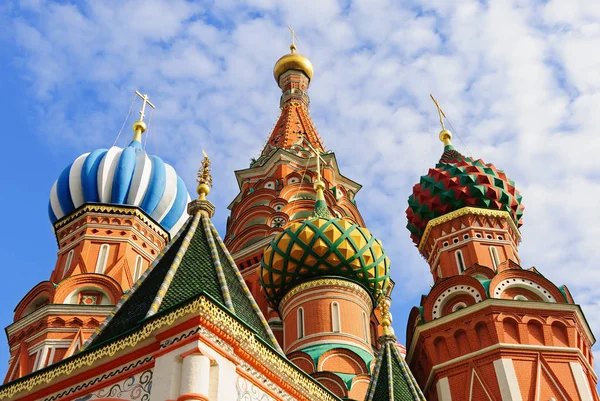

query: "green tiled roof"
(366, 336), (426, 401)
(85, 207), (280, 352)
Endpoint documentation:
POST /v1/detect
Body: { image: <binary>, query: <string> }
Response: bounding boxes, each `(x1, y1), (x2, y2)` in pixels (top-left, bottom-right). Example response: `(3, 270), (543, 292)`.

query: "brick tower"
(223, 42), (372, 341)
(404, 99), (599, 400)
(4, 94), (190, 382)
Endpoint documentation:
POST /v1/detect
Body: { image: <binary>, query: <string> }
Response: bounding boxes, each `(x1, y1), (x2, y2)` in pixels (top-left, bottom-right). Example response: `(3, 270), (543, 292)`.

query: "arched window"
(455, 250), (466, 273)
(331, 302), (341, 332)
(133, 255), (143, 281)
(362, 311), (369, 343)
(297, 308), (305, 339)
(95, 244), (109, 274)
(489, 246), (500, 270)
(62, 250), (74, 278)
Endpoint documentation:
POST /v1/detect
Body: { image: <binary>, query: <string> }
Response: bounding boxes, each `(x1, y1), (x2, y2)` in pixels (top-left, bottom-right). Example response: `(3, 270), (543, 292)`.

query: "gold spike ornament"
(196, 150), (212, 200)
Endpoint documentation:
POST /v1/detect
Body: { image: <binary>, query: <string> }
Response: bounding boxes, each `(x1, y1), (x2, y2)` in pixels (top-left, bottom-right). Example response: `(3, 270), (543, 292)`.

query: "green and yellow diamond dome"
(259, 180), (390, 307)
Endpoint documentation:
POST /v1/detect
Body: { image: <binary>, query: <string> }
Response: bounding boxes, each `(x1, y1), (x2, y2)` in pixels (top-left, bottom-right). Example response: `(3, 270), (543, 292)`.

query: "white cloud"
(3, 0), (600, 363)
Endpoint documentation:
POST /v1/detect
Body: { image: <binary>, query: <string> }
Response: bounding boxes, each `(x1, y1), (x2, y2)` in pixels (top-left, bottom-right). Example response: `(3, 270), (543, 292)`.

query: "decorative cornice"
(406, 299), (596, 364)
(53, 204), (168, 241)
(418, 207), (521, 252)
(279, 278), (372, 313)
(0, 295), (339, 401)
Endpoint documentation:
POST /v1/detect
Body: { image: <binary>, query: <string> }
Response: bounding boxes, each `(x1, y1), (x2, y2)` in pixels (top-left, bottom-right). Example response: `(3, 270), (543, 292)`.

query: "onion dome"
(48, 110), (191, 237)
(260, 176), (390, 307)
(273, 43), (314, 83)
(406, 128), (524, 246)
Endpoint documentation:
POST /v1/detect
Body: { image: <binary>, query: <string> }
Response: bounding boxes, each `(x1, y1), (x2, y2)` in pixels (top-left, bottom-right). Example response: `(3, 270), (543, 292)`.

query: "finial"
(430, 94), (453, 147)
(196, 150), (212, 200)
(379, 297), (395, 337)
(132, 91), (156, 143)
(287, 25), (298, 53)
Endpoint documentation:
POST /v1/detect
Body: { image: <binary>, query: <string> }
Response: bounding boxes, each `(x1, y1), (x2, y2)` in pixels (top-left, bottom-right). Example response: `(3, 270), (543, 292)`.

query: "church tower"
(4, 94), (190, 382)
(404, 98), (599, 400)
(224, 40), (371, 341)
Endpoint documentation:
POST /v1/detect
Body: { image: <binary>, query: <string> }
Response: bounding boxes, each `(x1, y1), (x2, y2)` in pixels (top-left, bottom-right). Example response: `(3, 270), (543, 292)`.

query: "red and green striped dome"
(406, 145), (524, 245)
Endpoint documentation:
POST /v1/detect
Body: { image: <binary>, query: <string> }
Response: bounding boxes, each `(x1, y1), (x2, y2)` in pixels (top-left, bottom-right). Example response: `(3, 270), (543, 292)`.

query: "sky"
(0, 0), (600, 380)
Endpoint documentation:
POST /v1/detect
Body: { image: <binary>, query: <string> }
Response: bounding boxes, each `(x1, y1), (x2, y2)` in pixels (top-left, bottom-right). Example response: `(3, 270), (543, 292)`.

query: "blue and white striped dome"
(48, 138), (190, 237)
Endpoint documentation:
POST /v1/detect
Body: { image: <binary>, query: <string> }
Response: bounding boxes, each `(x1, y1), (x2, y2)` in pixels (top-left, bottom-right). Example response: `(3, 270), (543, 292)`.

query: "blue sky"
(1, 0), (600, 379)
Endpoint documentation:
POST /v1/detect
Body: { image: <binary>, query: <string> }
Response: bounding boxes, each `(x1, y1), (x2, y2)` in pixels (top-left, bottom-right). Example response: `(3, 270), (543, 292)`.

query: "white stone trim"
(7, 305), (113, 336)
(432, 285), (482, 319)
(492, 278), (556, 302)
(570, 362), (594, 401)
(493, 358), (522, 401)
(436, 377), (452, 401)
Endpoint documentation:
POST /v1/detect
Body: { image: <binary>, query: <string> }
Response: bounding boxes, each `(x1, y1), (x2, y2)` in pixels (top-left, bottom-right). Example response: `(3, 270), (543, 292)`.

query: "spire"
(131, 91), (155, 144)
(83, 157), (282, 354)
(189, 150), (215, 217)
(262, 31), (324, 157)
(365, 297), (426, 401)
(430, 94), (453, 148)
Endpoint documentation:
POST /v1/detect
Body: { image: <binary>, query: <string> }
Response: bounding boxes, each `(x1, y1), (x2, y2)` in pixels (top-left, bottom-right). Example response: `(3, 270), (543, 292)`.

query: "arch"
(297, 307), (305, 339)
(133, 255), (143, 281)
(63, 250), (74, 278)
(14, 281), (56, 320)
(288, 351), (315, 374)
(454, 329), (470, 355)
(489, 246), (500, 270)
(527, 320), (545, 345)
(312, 372), (347, 398)
(475, 321), (493, 348)
(54, 274), (123, 304)
(551, 321), (569, 347)
(456, 250), (466, 273)
(95, 244), (110, 274)
(433, 336), (450, 363)
(502, 318), (520, 344)
(490, 270), (565, 303)
(318, 348), (368, 375)
(331, 302), (341, 333)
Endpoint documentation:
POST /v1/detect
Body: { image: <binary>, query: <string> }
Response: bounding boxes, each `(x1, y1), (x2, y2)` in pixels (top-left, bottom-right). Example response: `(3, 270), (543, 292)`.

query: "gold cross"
(135, 90), (156, 122)
(287, 25), (299, 51)
(430, 94), (446, 131)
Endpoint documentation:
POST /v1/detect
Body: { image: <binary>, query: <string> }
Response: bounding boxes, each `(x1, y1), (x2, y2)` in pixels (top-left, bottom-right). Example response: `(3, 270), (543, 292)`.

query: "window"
(362, 311), (369, 343)
(490, 246), (500, 270)
(264, 181), (275, 189)
(95, 244), (109, 274)
(297, 308), (305, 339)
(443, 241), (449, 247)
(463, 234), (470, 240)
(62, 250), (74, 278)
(497, 235), (504, 240)
(514, 295), (528, 301)
(331, 302), (341, 333)
(452, 302), (467, 312)
(78, 292), (103, 305)
(455, 250), (466, 273)
(133, 255), (143, 281)
(453, 237), (459, 244)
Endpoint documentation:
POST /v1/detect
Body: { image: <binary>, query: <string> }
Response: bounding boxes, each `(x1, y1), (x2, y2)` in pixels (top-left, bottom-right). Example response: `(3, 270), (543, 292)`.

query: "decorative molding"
(418, 207), (520, 252)
(43, 358), (152, 401)
(54, 204), (168, 241)
(279, 278), (372, 313)
(0, 295), (338, 401)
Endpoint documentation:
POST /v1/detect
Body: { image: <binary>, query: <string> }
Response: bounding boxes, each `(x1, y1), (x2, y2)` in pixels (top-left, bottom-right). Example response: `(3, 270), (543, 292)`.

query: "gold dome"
(273, 44), (314, 83)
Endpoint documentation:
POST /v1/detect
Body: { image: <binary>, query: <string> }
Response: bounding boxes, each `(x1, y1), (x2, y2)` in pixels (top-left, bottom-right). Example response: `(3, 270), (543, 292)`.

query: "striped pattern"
(48, 139), (190, 237)
(366, 336), (426, 401)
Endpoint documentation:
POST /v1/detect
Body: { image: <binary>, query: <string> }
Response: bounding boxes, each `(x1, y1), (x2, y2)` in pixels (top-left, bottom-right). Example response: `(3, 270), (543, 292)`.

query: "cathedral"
(0, 39), (597, 401)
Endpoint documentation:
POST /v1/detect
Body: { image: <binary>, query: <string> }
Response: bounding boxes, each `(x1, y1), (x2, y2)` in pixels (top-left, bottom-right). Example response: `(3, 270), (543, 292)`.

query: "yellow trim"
(279, 278), (371, 311)
(417, 207), (520, 252)
(53, 204), (169, 241)
(0, 295), (338, 401)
